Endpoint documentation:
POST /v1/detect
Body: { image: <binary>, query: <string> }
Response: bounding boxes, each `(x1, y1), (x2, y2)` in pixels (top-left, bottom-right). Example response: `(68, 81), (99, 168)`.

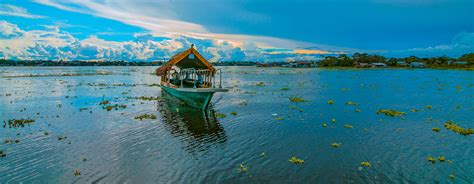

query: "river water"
(0, 66), (473, 183)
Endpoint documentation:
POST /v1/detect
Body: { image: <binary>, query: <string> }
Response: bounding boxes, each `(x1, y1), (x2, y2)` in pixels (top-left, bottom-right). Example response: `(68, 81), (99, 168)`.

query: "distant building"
(410, 62), (425, 68)
(454, 61), (468, 65)
(396, 61), (408, 66)
(370, 63), (387, 68)
(355, 62), (370, 68)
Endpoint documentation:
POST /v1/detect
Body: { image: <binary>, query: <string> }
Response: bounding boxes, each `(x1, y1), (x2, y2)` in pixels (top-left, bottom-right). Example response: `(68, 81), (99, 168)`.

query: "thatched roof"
(156, 45), (215, 76)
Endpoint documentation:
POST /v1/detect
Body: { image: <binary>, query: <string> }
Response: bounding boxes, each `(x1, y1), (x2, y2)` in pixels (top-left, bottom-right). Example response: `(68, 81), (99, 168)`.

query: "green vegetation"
(281, 87), (290, 90)
(215, 113), (227, 118)
(256, 82), (265, 86)
(74, 170), (81, 176)
(238, 164), (248, 173)
(427, 156), (436, 164)
(344, 124), (353, 129)
(289, 96), (308, 103)
(331, 142), (341, 148)
(376, 109), (406, 117)
(134, 114), (157, 121)
(4, 119), (35, 128)
(318, 53), (474, 68)
(230, 111), (238, 116)
(130, 96), (162, 101)
(288, 156), (304, 164)
(360, 161), (371, 168)
(327, 100), (334, 104)
(444, 121), (473, 136)
(0, 150), (6, 157)
(432, 127), (440, 132)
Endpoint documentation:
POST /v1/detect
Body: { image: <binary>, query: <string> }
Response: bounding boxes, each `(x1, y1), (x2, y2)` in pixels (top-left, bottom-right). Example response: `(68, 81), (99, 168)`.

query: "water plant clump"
(344, 124), (353, 129)
(432, 127), (440, 132)
(4, 119), (35, 128)
(256, 82), (265, 86)
(345, 101), (358, 106)
(230, 112), (237, 116)
(131, 96), (162, 101)
(102, 104), (127, 111)
(288, 156), (304, 164)
(74, 170), (81, 176)
(327, 100), (334, 105)
(289, 96), (308, 103)
(426, 156), (436, 164)
(426, 105), (433, 109)
(134, 114), (157, 121)
(376, 109), (406, 117)
(238, 164), (248, 173)
(215, 113), (227, 118)
(281, 87), (290, 91)
(0, 150), (6, 157)
(99, 100), (110, 105)
(360, 161), (371, 167)
(438, 156), (445, 162)
(444, 121), (473, 136)
(322, 123), (327, 128)
(331, 142), (341, 148)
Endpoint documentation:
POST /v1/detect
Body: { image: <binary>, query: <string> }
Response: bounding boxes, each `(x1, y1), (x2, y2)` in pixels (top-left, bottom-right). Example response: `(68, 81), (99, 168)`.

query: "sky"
(0, 0), (473, 62)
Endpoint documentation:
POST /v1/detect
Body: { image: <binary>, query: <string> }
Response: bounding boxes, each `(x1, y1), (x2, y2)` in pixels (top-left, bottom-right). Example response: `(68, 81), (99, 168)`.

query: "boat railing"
(177, 69), (222, 89)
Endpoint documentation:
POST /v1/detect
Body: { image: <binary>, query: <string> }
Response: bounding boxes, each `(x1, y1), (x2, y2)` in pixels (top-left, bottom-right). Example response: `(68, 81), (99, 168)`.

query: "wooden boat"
(156, 44), (228, 109)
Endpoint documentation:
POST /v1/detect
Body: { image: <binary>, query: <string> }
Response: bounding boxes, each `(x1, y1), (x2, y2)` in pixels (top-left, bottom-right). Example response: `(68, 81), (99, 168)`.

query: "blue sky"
(0, 0), (473, 61)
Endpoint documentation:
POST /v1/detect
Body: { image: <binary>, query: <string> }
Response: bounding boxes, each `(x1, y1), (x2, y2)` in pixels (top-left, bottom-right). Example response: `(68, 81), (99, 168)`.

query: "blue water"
(0, 66), (473, 183)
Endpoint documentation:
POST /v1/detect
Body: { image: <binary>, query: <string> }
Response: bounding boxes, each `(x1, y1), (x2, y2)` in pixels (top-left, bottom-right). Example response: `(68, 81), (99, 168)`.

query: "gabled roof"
(156, 45), (215, 76)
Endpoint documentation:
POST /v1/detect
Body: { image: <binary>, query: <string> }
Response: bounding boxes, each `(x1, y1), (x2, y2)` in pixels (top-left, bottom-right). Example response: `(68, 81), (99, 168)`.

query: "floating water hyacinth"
(410, 109), (419, 112)
(256, 82), (265, 86)
(345, 101), (358, 106)
(289, 96), (308, 103)
(438, 156), (445, 162)
(261, 152), (266, 157)
(425, 105), (433, 109)
(0, 150), (6, 157)
(134, 114), (157, 120)
(444, 121), (473, 136)
(450, 175), (455, 180)
(376, 109), (406, 117)
(74, 170), (81, 176)
(288, 156), (304, 164)
(215, 113), (227, 118)
(238, 164), (248, 173)
(344, 124), (353, 129)
(131, 96), (162, 101)
(331, 118), (336, 123)
(230, 112), (237, 116)
(432, 127), (440, 132)
(360, 161), (371, 167)
(322, 123), (327, 128)
(281, 87), (290, 91)
(327, 100), (334, 105)
(4, 119), (35, 128)
(426, 156), (436, 164)
(275, 117), (284, 120)
(331, 142), (341, 148)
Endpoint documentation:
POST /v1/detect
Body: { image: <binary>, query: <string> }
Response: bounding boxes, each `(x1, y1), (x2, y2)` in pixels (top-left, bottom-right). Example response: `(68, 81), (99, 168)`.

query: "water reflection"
(158, 93), (227, 154)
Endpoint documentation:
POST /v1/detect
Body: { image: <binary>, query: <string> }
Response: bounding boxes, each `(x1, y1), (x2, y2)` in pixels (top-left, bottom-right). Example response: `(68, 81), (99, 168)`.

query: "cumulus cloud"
(0, 4), (45, 18)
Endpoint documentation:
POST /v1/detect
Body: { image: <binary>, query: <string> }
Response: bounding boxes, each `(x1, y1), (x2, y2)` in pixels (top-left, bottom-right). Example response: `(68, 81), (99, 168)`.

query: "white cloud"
(0, 4), (45, 18)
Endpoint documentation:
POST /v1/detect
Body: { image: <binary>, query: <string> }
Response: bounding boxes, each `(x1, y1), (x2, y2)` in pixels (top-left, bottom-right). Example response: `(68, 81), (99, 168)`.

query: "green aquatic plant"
(344, 124), (353, 129)
(327, 100), (334, 105)
(0, 150), (6, 157)
(134, 114), (157, 121)
(449, 174), (455, 180)
(432, 127), (440, 132)
(376, 109), (406, 117)
(354, 109), (361, 113)
(331, 142), (341, 148)
(438, 156), (445, 162)
(58, 136), (67, 140)
(281, 87), (290, 91)
(410, 109), (419, 112)
(288, 156), (304, 164)
(215, 113), (227, 118)
(256, 82), (265, 86)
(425, 105), (433, 109)
(238, 164), (248, 173)
(289, 96), (308, 103)
(4, 119), (35, 128)
(99, 100), (110, 105)
(444, 121), (473, 136)
(360, 161), (371, 168)
(261, 152), (266, 157)
(230, 112), (237, 116)
(331, 118), (336, 123)
(275, 117), (284, 121)
(426, 156), (436, 164)
(345, 101), (358, 106)
(131, 96), (162, 101)
(74, 170), (81, 176)
(322, 123), (327, 128)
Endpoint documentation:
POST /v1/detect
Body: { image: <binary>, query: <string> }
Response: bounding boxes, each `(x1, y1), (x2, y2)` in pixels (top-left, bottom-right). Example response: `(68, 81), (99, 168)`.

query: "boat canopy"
(156, 45), (215, 76)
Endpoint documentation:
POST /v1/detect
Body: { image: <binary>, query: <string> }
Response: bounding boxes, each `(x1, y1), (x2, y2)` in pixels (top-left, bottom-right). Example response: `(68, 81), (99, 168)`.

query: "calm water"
(0, 66), (473, 183)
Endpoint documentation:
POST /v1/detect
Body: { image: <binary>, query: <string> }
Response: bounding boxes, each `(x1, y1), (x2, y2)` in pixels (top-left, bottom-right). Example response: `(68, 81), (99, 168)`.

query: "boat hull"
(161, 85), (216, 109)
